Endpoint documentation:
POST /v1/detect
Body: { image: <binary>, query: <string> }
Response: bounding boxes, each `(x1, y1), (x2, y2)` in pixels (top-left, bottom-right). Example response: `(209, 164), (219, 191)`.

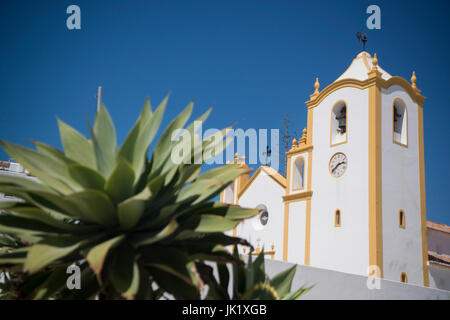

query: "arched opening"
(331, 101), (347, 146)
(292, 157), (305, 190)
(399, 210), (405, 228)
(393, 99), (407, 146)
(335, 209), (341, 227)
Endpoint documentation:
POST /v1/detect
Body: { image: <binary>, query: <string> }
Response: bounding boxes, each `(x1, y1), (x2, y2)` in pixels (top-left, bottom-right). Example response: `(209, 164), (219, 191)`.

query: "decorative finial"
(411, 71), (417, 89)
(314, 78), (320, 94)
(234, 152), (238, 162)
(302, 128), (307, 138)
(292, 138), (297, 149)
(226, 160), (230, 164)
(271, 243), (274, 251)
(372, 53), (378, 70)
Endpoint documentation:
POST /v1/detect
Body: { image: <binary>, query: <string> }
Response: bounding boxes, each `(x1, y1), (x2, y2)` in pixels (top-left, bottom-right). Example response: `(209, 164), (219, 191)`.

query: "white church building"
(221, 51), (450, 292)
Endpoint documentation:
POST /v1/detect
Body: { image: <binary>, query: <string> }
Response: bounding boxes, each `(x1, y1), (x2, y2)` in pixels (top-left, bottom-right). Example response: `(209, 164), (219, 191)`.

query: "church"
(220, 51), (450, 291)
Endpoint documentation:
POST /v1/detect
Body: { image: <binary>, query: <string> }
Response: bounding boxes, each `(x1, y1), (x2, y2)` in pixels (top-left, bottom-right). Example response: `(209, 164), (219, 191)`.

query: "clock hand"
(332, 161), (345, 173)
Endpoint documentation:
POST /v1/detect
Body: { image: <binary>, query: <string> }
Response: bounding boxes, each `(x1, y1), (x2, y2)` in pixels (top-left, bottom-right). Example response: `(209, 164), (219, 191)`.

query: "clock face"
(329, 152), (348, 177)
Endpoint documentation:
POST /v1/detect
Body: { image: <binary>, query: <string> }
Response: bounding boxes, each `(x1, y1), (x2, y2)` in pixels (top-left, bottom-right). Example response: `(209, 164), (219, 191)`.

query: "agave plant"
(197, 247), (312, 300)
(0, 95), (259, 299)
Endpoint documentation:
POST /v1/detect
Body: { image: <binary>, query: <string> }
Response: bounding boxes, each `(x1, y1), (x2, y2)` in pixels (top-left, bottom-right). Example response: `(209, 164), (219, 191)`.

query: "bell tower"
(300, 51), (429, 286)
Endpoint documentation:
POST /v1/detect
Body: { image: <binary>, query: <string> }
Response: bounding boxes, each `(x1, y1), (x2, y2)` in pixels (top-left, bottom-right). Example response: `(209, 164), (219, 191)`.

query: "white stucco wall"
(237, 170), (285, 261)
(429, 262), (450, 291)
(287, 200), (306, 265)
(381, 86), (424, 285)
(309, 86), (370, 276)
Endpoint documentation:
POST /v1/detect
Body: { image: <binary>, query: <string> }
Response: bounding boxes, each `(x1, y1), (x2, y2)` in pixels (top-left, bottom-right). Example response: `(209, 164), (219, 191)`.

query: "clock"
(329, 152), (348, 177)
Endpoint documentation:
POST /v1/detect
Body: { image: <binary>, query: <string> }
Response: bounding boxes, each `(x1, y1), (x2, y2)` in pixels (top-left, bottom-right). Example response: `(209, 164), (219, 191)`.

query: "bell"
(336, 107), (346, 134)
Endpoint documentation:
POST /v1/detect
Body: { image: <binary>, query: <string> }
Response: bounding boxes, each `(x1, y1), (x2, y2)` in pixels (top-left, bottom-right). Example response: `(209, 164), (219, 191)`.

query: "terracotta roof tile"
(427, 221), (450, 234)
(428, 252), (450, 265)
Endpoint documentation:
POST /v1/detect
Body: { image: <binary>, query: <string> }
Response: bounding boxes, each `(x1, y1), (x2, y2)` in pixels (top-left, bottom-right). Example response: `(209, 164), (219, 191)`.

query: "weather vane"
(262, 145), (271, 166)
(356, 32), (368, 50)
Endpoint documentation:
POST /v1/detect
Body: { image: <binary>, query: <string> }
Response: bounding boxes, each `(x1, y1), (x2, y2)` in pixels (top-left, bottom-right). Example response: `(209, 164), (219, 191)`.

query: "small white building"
(221, 51), (450, 291)
(0, 160), (31, 202)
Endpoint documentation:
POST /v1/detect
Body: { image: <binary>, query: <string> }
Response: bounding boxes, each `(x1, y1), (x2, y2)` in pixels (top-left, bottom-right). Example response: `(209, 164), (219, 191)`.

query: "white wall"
(287, 201), (306, 265)
(237, 170), (285, 261)
(309, 86), (370, 276)
(264, 259), (450, 299)
(429, 262), (450, 291)
(381, 85), (424, 285)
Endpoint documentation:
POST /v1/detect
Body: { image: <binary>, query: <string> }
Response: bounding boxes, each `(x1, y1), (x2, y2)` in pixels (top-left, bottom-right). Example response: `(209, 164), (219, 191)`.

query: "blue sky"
(0, 0), (449, 224)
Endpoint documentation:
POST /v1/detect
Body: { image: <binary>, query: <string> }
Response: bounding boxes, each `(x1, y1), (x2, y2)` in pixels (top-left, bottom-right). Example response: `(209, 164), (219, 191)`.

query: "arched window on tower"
(331, 101), (347, 146)
(393, 99), (408, 146)
(292, 157), (305, 190)
(335, 209), (342, 227)
(399, 210), (406, 228)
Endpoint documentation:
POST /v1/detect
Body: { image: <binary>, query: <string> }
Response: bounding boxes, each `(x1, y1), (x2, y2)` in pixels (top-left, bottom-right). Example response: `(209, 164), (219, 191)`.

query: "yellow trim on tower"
(304, 199), (312, 265)
(368, 70), (384, 278)
(418, 103), (430, 287)
(306, 77), (425, 109)
(282, 190), (313, 203)
(283, 202), (289, 261)
(304, 107), (314, 266)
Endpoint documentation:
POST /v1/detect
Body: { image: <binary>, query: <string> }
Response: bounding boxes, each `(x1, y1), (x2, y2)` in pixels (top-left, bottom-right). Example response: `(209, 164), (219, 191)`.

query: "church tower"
(222, 51), (429, 287)
(300, 52), (428, 286)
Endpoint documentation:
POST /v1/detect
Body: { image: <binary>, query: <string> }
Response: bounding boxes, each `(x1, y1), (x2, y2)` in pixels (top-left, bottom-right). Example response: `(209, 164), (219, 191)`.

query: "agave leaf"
(120, 96), (167, 182)
(34, 141), (74, 166)
(0, 248), (28, 265)
(8, 206), (97, 233)
(232, 246), (246, 299)
(146, 263), (200, 299)
(250, 250), (266, 287)
(108, 244), (140, 299)
(25, 190), (89, 220)
(65, 190), (118, 227)
(218, 262), (230, 294)
(194, 214), (240, 233)
(151, 101), (193, 172)
(33, 265), (68, 299)
(281, 286), (312, 300)
(92, 102), (117, 177)
(0, 214), (69, 236)
(131, 218), (178, 246)
(24, 237), (84, 274)
(269, 264), (297, 298)
(68, 163), (105, 190)
(0, 174), (55, 194)
(0, 140), (79, 194)
(189, 202), (258, 220)
(117, 187), (151, 230)
(86, 235), (124, 277)
(58, 119), (97, 169)
(105, 157), (135, 204)
(159, 106), (212, 175)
